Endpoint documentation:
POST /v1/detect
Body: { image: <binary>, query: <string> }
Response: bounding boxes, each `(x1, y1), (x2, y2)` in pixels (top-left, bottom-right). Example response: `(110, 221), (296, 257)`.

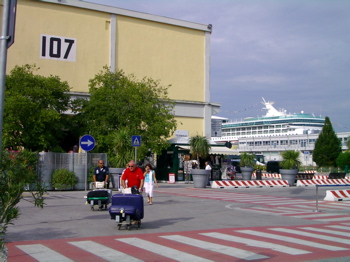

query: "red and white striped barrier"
(261, 173), (315, 179)
(297, 179), (350, 187)
(296, 174), (314, 180)
(211, 180), (289, 188)
(263, 173), (282, 179)
(324, 190), (350, 201)
(313, 175), (350, 180)
(313, 175), (328, 180)
(304, 170), (316, 173)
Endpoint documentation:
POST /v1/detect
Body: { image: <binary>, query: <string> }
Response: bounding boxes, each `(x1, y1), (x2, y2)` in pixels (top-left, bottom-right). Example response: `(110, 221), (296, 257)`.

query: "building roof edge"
(38, 0), (212, 32)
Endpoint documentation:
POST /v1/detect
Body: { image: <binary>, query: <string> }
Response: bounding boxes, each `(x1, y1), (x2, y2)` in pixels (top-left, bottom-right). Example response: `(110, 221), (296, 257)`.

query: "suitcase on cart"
(87, 189), (112, 211)
(109, 193), (144, 230)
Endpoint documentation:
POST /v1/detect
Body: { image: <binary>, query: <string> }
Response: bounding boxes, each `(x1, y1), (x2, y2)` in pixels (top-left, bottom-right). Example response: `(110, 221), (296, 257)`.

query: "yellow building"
(1, 0), (220, 139)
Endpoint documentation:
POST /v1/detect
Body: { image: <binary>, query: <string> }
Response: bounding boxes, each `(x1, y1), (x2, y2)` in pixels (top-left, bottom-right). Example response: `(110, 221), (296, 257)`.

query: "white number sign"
(40, 34), (76, 62)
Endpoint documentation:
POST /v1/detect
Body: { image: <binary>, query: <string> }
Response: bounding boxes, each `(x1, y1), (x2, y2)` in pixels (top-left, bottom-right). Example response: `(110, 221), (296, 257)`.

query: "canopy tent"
(177, 145), (236, 155)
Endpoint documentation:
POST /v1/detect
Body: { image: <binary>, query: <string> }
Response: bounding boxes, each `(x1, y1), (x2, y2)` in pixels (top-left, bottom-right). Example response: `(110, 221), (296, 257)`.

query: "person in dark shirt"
(94, 160), (109, 186)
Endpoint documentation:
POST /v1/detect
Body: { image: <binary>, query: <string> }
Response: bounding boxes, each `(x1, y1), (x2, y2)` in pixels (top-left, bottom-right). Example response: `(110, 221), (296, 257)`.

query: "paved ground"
(5, 182), (350, 261)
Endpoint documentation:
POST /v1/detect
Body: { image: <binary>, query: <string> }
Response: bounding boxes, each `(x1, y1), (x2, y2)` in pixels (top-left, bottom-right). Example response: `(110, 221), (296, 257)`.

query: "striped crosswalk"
(8, 223), (350, 261)
(155, 188), (350, 222)
(117, 238), (212, 262)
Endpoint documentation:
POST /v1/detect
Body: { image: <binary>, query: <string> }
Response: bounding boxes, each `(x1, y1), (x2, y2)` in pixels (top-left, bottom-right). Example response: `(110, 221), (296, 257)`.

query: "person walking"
(121, 160), (144, 193)
(93, 160), (109, 187)
(205, 161), (212, 186)
(183, 155), (192, 184)
(143, 164), (158, 205)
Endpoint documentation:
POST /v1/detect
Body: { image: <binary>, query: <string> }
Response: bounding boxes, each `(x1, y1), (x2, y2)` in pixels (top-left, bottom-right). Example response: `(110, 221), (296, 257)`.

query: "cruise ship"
(212, 98), (349, 165)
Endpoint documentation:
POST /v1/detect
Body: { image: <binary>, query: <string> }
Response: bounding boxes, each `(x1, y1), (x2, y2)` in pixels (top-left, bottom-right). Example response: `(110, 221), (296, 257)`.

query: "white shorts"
(144, 182), (154, 197)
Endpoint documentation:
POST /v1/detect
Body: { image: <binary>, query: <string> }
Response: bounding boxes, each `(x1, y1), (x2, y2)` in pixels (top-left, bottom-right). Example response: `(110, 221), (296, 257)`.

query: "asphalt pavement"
(5, 181), (349, 243)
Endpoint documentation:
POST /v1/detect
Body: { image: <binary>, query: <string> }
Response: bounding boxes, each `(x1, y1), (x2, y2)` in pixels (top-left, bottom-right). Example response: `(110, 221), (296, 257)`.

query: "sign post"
(132, 135), (141, 163)
(304, 151), (309, 167)
(79, 135), (95, 191)
(0, 0), (17, 162)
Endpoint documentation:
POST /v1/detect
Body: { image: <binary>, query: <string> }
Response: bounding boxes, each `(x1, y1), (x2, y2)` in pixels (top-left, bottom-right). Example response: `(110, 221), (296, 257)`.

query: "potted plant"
(240, 152), (255, 180)
(280, 150), (301, 186)
(52, 169), (78, 190)
(189, 135), (211, 188)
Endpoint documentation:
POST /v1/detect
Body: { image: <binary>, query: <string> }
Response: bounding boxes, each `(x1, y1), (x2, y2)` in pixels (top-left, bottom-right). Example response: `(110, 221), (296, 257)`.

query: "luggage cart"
(86, 182), (112, 211)
(109, 192), (144, 230)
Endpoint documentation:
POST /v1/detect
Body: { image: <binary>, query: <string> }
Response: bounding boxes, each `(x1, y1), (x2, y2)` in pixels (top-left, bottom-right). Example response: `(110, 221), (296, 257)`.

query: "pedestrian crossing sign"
(132, 135), (141, 147)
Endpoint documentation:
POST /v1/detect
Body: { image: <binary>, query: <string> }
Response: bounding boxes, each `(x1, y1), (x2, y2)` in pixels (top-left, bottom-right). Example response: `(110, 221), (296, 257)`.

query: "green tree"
(4, 65), (75, 151)
(0, 150), (46, 255)
(78, 67), (177, 160)
(313, 116), (342, 167)
(336, 152), (350, 170)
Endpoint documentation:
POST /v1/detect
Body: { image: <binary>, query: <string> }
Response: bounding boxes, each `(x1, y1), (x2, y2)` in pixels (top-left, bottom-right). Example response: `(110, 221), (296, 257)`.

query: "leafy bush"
(88, 167), (95, 183)
(0, 150), (46, 251)
(51, 169), (78, 189)
(255, 164), (265, 171)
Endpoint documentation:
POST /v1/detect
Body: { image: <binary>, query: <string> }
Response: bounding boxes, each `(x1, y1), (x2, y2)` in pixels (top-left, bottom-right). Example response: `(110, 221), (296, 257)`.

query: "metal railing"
(37, 152), (107, 190)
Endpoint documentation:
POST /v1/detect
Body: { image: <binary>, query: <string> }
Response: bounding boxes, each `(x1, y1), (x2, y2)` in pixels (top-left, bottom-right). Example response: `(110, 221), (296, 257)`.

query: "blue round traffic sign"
(79, 135), (95, 151)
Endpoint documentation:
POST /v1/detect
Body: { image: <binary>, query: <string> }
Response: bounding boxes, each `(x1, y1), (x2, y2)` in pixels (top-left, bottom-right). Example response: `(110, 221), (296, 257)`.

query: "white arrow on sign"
(81, 139), (93, 147)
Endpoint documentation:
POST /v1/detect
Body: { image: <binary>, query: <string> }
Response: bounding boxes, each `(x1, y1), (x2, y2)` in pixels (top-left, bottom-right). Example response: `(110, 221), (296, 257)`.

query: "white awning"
(177, 146), (235, 155)
(210, 146), (236, 155)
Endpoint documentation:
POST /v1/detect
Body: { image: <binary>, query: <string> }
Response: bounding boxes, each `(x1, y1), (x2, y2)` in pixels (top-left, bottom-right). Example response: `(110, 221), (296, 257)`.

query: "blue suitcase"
(109, 193), (144, 230)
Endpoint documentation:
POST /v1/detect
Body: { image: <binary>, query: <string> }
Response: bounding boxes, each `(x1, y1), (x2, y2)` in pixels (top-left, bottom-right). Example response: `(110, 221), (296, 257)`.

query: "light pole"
(0, 0), (11, 160)
(0, 0), (16, 161)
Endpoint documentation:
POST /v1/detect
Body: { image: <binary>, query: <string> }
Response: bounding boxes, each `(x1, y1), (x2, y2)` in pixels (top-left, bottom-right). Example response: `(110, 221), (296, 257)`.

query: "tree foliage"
(313, 116), (342, 167)
(4, 65), (74, 151)
(0, 150), (46, 250)
(336, 152), (350, 170)
(108, 128), (135, 168)
(78, 67), (177, 161)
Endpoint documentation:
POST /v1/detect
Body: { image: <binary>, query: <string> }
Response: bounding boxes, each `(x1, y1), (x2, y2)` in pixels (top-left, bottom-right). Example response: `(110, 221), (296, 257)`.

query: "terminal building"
(1, 0), (229, 181)
(2, 0), (220, 139)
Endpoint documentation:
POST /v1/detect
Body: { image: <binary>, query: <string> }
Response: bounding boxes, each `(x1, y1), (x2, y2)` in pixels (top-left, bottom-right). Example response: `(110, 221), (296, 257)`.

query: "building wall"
(116, 16), (205, 102)
(2, 0), (218, 138)
(6, 0), (110, 93)
(174, 117), (204, 137)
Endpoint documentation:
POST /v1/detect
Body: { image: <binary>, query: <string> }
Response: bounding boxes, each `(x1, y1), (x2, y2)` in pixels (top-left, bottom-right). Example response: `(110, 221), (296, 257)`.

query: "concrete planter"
(241, 167), (254, 180)
(191, 169), (211, 188)
(109, 168), (125, 189)
(280, 169), (298, 186)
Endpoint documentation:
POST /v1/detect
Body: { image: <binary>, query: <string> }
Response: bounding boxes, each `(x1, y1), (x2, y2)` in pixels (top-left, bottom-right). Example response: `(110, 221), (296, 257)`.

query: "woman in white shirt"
(143, 164), (158, 205)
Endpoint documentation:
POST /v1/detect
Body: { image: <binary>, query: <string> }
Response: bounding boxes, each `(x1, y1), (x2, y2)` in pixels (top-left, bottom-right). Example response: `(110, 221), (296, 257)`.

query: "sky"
(90, 0), (350, 132)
